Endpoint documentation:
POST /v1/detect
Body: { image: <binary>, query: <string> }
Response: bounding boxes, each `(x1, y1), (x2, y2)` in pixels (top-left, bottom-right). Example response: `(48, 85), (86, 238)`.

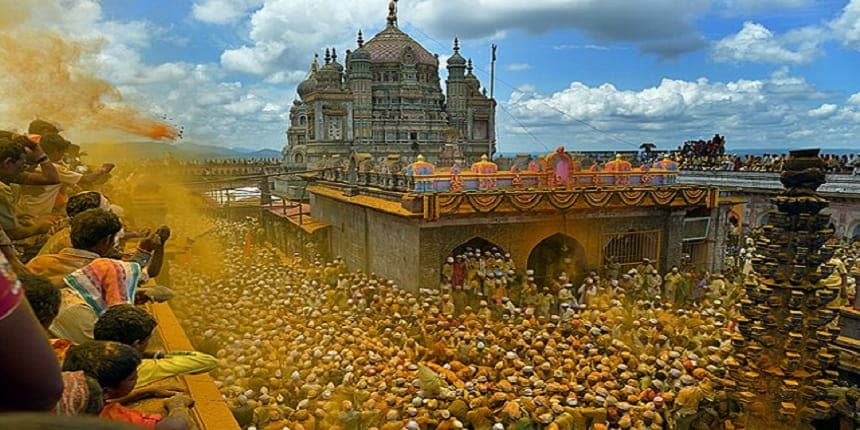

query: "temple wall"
(310, 193), (420, 287)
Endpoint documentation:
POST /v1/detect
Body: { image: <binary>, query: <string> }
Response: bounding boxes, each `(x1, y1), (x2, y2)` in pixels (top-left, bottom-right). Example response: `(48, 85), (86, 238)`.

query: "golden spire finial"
(387, 0), (399, 27)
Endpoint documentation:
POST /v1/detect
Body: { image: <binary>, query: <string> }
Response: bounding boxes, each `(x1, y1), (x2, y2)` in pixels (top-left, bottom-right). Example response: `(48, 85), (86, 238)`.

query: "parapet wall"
(149, 303), (240, 430)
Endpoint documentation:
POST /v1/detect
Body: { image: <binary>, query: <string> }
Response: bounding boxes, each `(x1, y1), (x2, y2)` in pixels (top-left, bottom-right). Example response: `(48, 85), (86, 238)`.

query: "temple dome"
(297, 73), (317, 99)
(362, 26), (437, 66)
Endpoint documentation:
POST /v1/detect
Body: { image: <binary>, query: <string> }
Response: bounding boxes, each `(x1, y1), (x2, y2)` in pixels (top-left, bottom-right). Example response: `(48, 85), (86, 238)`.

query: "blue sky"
(1, 0), (859, 154)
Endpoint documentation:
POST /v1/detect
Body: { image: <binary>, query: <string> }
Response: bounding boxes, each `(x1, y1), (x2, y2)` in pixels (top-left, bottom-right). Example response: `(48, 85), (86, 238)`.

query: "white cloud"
(830, 0), (860, 50)
(808, 103), (838, 118)
(191, 0), (264, 24)
(218, 0), (385, 79)
(499, 70), (858, 152)
(407, 0), (711, 58)
(504, 63), (531, 72)
(0, 0), (293, 150)
(711, 21), (824, 64)
(848, 92), (860, 105)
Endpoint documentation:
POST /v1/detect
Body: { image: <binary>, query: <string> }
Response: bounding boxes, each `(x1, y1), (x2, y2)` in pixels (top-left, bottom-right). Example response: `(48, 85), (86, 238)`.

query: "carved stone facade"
(284, 3), (495, 169)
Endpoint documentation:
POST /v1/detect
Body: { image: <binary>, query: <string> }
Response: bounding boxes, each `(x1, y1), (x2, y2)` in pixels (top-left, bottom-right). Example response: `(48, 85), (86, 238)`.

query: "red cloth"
(0, 253), (22, 319)
(50, 338), (76, 364)
(100, 402), (162, 429)
(451, 261), (467, 288)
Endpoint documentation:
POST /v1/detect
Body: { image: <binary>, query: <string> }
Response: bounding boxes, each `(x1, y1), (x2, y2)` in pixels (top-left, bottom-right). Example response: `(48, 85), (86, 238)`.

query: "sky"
(1, 0), (859, 154)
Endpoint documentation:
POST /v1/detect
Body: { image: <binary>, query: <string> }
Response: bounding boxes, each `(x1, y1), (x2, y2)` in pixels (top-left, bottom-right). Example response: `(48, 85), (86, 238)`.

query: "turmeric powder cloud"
(0, 0), (177, 140)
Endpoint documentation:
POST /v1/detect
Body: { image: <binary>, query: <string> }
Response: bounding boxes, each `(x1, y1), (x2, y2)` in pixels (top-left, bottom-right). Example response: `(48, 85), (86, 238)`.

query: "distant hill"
(78, 141), (282, 163)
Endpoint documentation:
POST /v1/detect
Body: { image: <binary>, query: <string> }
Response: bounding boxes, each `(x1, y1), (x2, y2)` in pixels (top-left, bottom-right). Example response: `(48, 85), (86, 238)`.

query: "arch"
(850, 220), (860, 240)
(293, 153), (304, 164)
(451, 237), (505, 258)
(299, 115), (307, 126)
(527, 233), (587, 287)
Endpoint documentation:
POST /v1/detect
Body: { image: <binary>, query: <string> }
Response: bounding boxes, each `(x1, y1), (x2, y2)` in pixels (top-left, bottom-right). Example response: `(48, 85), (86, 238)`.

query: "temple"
(283, 0), (496, 169)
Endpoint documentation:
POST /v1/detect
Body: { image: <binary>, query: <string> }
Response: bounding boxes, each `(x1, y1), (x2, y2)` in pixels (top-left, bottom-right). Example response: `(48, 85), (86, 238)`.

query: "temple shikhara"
(283, 0), (495, 169)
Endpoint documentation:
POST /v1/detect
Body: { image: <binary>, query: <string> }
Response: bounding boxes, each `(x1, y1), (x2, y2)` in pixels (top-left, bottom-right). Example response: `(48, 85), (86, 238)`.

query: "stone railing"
(320, 168), (678, 193)
(678, 171), (860, 196)
(181, 164), (292, 178)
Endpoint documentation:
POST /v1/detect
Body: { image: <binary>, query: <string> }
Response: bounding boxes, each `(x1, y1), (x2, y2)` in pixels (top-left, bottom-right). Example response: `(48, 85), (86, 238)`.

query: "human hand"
(139, 285), (175, 303)
(156, 225), (171, 243)
(134, 290), (153, 304)
(150, 387), (186, 399)
(138, 232), (162, 252)
(164, 394), (194, 410)
(20, 138), (46, 159)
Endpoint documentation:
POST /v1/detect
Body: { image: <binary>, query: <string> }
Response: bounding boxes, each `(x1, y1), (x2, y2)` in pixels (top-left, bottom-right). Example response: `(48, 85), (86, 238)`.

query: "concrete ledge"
(149, 303), (240, 430)
(679, 171), (860, 197)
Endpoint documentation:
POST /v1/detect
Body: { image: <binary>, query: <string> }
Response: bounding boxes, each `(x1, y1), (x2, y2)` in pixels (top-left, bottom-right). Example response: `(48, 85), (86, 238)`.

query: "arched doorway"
(527, 234), (586, 287)
(293, 153), (304, 164)
(851, 222), (860, 240)
(444, 237), (508, 287)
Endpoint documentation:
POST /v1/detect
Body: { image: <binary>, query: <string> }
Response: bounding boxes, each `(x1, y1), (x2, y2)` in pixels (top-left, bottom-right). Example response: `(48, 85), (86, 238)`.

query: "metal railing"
(601, 229), (662, 272)
(678, 171), (860, 196)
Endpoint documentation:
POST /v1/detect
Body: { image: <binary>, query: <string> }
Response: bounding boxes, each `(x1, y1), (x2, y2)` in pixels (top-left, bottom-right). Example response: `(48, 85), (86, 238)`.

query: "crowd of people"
(493, 135), (859, 176)
(165, 214), (857, 430)
(0, 120), (219, 429)
(176, 158), (284, 167)
(671, 134), (859, 173)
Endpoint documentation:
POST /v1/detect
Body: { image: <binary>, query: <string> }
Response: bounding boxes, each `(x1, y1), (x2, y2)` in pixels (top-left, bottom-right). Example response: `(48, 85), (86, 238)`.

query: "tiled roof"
(362, 26), (437, 66)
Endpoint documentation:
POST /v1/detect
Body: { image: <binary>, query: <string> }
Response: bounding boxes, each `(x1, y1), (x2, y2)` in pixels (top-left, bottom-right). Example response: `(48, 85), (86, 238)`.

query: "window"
(682, 217), (711, 242)
(602, 230), (661, 271)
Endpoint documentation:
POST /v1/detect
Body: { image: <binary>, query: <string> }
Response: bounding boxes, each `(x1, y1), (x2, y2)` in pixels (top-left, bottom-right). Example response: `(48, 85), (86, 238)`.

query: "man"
(0, 133), (60, 240)
(26, 209), (124, 286)
(663, 267), (683, 304)
(29, 209), (167, 286)
(672, 376), (704, 430)
(62, 341), (191, 430)
(94, 305), (217, 388)
(17, 133), (113, 218)
(37, 191), (111, 256)
(637, 258), (655, 278)
(645, 270), (663, 300)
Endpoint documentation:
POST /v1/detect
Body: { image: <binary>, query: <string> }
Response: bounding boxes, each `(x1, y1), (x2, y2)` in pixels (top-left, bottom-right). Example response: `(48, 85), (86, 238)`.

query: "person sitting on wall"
(94, 304), (217, 389)
(62, 341), (192, 430)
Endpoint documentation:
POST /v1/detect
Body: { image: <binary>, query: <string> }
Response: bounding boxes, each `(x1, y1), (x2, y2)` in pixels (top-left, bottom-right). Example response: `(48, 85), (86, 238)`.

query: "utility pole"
(490, 44), (497, 100)
(490, 43), (497, 158)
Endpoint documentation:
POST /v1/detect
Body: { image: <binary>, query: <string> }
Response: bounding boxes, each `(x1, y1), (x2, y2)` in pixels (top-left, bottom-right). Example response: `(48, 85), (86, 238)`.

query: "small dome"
(351, 30), (371, 61)
(351, 47), (371, 61)
(297, 74), (317, 99)
(447, 38), (466, 66)
(447, 52), (466, 66)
